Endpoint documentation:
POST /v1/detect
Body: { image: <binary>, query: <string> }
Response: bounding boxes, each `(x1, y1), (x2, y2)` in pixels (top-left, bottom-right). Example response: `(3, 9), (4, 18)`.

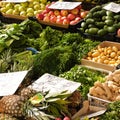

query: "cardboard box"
(81, 41), (120, 72)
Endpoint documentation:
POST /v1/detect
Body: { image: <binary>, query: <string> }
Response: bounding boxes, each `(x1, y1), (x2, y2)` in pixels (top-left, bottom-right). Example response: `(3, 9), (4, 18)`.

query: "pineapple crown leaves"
(28, 90), (72, 118)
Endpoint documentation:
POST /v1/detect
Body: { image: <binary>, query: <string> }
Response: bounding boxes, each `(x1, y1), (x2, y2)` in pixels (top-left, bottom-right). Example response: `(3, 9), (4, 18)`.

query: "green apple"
(33, 1), (40, 5)
(40, 0), (47, 4)
(0, 7), (7, 13)
(26, 12), (34, 17)
(27, 8), (34, 13)
(40, 3), (45, 10)
(1, 2), (7, 7)
(5, 3), (13, 10)
(19, 6), (26, 12)
(12, 9), (19, 15)
(28, 3), (34, 8)
(20, 2), (28, 8)
(34, 4), (40, 10)
(6, 9), (13, 14)
(20, 11), (26, 16)
(14, 4), (21, 10)
(34, 11), (39, 15)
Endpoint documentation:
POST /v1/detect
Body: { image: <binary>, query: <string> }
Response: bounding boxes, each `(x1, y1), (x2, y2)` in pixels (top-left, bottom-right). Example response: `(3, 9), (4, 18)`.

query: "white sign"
(0, 71), (28, 96)
(103, 2), (120, 13)
(2, 0), (27, 3)
(29, 73), (81, 97)
(48, 1), (81, 10)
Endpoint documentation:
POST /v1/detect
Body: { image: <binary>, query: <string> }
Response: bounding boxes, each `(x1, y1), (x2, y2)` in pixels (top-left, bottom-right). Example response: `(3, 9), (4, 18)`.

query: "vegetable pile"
(59, 65), (106, 99)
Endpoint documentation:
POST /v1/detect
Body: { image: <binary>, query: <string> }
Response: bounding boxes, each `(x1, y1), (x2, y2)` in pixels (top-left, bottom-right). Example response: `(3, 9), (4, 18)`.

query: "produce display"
(89, 69), (120, 101)
(36, 2), (88, 26)
(0, 0), (49, 17)
(79, 5), (120, 37)
(0, 1), (120, 120)
(85, 44), (120, 66)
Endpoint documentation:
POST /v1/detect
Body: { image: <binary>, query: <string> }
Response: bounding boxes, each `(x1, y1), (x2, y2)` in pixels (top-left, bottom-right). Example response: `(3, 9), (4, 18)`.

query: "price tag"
(2, 0), (27, 3)
(103, 2), (120, 13)
(0, 71), (28, 96)
(29, 73), (81, 97)
(48, 1), (82, 10)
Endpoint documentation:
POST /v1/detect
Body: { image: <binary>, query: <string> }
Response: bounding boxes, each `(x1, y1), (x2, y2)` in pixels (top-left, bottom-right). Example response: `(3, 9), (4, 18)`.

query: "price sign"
(0, 71), (28, 96)
(103, 2), (120, 13)
(48, 1), (82, 10)
(29, 73), (81, 97)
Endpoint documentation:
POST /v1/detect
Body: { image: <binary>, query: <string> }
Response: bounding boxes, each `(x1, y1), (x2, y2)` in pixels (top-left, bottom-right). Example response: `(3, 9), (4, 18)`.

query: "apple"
(6, 9), (13, 14)
(50, 15), (57, 23)
(33, 1), (40, 5)
(57, 15), (62, 19)
(34, 4), (40, 10)
(67, 13), (75, 20)
(62, 18), (70, 25)
(5, 3), (13, 10)
(75, 16), (81, 22)
(14, 4), (21, 11)
(20, 2), (28, 8)
(40, 3), (46, 10)
(43, 16), (50, 22)
(42, 9), (49, 15)
(27, 8), (34, 13)
(45, 4), (51, 11)
(28, 3), (34, 8)
(12, 10), (19, 15)
(56, 18), (63, 24)
(70, 8), (79, 15)
(60, 10), (68, 17)
(26, 12), (34, 17)
(41, 0), (47, 4)
(80, 11), (88, 19)
(70, 20), (77, 25)
(48, 11), (54, 16)
(0, 7), (7, 13)
(20, 11), (26, 16)
(36, 13), (44, 20)
(117, 29), (120, 37)
(61, 16), (67, 20)
(19, 6), (26, 12)
(54, 10), (60, 16)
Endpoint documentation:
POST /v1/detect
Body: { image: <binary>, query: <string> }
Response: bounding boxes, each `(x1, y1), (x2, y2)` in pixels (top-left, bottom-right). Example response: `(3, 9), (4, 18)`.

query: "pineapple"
(0, 113), (18, 120)
(19, 87), (37, 100)
(0, 95), (26, 117)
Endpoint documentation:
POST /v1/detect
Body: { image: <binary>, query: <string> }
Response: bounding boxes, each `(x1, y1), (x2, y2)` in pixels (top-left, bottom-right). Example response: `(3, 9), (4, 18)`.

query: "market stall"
(0, 0), (120, 120)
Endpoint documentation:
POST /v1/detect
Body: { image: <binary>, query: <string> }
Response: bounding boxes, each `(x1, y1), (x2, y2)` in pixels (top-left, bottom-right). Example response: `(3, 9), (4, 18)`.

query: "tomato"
(80, 11), (89, 19)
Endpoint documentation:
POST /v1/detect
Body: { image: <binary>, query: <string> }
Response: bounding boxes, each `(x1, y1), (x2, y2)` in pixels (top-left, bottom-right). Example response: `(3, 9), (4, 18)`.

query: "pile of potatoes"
(86, 45), (120, 66)
(89, 69), (120, 101)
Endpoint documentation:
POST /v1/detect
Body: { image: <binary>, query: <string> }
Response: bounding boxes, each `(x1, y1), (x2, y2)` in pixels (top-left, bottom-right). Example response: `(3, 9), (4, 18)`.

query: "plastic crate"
(88, 93), (111, 108)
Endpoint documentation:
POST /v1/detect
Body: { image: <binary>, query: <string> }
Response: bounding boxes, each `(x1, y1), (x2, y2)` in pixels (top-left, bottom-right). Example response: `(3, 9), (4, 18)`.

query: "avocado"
(88, 28), (99, 35)
(97, 29), (107, 36)
(90, 6), (102, 13)
(86, 18), (95, 24)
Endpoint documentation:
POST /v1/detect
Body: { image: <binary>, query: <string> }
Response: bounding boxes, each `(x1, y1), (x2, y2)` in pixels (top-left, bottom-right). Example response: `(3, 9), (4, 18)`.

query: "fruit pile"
(36, 3), (88, 25)
(0, 0), (48, 17)
(79, 5), (120, 36)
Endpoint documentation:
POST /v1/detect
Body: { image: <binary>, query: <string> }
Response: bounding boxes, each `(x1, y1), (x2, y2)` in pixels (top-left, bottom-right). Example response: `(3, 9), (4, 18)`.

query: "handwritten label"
(0, 71), (28, 96)
(103, 2), (120, 13)
(48, 1), (81, 10)
(29, 73), (81, 97)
